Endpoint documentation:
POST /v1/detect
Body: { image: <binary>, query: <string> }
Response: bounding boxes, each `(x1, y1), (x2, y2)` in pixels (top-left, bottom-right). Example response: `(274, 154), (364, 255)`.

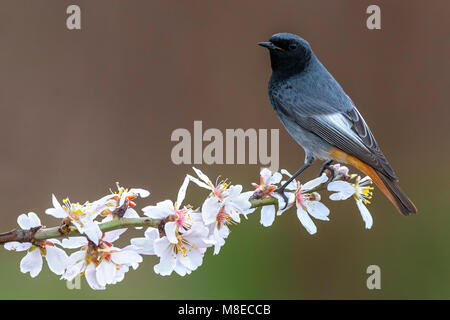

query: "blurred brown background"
(0, 0), (449, 299)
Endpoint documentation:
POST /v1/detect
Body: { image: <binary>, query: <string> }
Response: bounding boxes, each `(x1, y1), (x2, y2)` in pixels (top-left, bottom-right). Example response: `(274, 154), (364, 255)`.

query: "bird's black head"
(258, 33), (313, 77)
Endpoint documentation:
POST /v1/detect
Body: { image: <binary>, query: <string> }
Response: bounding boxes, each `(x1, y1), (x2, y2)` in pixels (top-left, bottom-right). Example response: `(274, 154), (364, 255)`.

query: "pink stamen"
(296, 187), (305, 206)
(175, 208), (187, 226)
(216, 207), (228, 225)
(213, 186), (225, 200)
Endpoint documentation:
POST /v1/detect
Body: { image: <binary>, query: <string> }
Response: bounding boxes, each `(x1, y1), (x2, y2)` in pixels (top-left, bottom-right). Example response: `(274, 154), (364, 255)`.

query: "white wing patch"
(322, 113), (357, 139)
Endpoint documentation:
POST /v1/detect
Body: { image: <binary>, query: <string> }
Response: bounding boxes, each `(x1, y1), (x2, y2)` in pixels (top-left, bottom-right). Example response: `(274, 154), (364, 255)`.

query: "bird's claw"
(319, 164), (335, 181)
(274, 187), (289, 210)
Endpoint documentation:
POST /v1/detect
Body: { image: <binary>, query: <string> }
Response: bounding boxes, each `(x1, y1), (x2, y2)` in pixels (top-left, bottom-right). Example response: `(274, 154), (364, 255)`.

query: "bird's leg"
(319, 159), (334, 181)
(275, 155), (314, 210)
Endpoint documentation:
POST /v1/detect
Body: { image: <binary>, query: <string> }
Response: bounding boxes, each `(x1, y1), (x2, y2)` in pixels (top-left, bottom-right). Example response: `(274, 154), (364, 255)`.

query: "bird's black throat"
(269, 48), (312, 80)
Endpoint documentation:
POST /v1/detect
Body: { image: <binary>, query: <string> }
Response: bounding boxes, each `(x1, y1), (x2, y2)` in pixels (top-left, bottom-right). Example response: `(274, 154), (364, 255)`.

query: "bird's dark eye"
(288, 43), (298, 51)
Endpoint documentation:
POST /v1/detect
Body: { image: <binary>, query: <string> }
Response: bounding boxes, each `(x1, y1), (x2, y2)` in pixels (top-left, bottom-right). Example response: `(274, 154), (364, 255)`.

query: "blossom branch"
(0, 198), (278, 245)
(0, 227), (41, 244)
(0, 165), (375, 290)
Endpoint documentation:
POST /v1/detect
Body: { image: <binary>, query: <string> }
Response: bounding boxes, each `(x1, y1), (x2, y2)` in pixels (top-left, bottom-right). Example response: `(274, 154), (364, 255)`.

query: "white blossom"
(251, 168), (284, 227)
(130, 228), (160, 255)
(93, 183), (150, 214)
(331, 163), (351, 181)
(142, 176), (198, 244)
(45, 195), (102, 244)
(152, 223), (210, 276)
(4, 212), (68, 277)
(188, 167), (252, 254)
(94, 184), (149, 231)
(280, 170), (330, 234)
(61, 229), (142, 290)
(328, 175), (374, 229)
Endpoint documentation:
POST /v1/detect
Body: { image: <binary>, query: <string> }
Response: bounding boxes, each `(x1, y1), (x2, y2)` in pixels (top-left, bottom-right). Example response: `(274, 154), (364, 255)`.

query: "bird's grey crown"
(269, 33), (311, 51)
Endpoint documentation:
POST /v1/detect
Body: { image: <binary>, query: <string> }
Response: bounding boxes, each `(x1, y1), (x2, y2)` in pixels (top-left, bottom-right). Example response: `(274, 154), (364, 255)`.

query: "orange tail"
(330, 148), (417, 215)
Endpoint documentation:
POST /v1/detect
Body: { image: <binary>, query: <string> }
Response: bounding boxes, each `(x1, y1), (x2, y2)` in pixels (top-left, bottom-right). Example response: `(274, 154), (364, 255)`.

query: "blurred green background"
(0, 0), (449, 299)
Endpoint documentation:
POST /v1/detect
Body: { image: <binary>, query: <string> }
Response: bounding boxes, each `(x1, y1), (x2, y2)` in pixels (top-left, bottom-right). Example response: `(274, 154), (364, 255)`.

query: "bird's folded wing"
(273, 96), (397, 180)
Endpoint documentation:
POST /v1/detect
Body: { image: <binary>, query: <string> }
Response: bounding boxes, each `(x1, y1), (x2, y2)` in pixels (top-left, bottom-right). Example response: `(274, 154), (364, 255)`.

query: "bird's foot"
(319, 161), (335, 181)
(274, 187), (289, 210)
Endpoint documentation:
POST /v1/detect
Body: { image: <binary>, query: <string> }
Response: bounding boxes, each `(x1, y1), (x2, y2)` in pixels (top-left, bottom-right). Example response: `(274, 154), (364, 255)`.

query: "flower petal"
(4, 242), (32, 252)
(144, 227), (160, 240)
(61, 237), (88, 249)
(27, 212), (41, 228)
(328, 181), (355, 200)
(238, 192), (256, 217)
(302, 173), (328, 191)
(45, 195), (68, 218)
(68, 250), (86, 265)
(182, 223), (210, 248)
(260, 205), (276, 227)
(153, 237), (171, 257)
(20, 249), (43, 278)
(187, 174), (210, 190)
(85, 263), (105, 290)
(280, 169), (298, 191)
(359, 176), (372, 185)
(176, 176), (190, 209)
(201, 197), (221, 225)
(103, 228), (127, 243)
(260, 168), (272, 183)
(129, 188), (150, 198)
(82, 221), (102, 245)
(192, 167), (213, 187)
(226, 196), (251, 215)
(174, 262), (189, 276)
(45, 246), (68, 275)
(305, 201), (330, 221)
(17, 214), (32, 230)
(96, 260), (116, 286)
(269, 171), (282, 184)
(142, 200), (174, 219)
(296, 207), (317, 235)
(178, 247), (202, 271)
(212, 226), (227, 255)
(131, 227), (159, 255)
(47, 238), (62, 246)
(111, 250), (143, 265)
(356, 199), (373, 229)
(61, 250), (86, 281)
(62, 261), (84, 281)
(275, 192), (295, 216)
(153, 238), (176, 276)
(227, 185), (243, 198)
(164, 221), (178, 244)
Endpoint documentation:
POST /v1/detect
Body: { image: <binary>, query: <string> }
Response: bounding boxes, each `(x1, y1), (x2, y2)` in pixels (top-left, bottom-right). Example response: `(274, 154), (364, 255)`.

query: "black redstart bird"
(259, 32), (417, 215)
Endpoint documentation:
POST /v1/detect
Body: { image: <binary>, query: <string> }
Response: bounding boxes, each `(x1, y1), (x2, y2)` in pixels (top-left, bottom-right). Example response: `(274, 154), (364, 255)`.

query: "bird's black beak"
(258, 41), (284, 51)
(258, 41), (275, 49)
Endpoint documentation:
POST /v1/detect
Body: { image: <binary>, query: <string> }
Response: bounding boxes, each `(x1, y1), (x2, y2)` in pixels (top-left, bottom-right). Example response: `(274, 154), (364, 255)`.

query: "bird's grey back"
(268, 53), (397, 180)
(269, 54), (353, 115)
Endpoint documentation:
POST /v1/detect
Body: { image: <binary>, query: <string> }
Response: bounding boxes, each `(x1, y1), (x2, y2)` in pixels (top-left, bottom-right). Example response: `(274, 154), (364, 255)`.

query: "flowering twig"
(0, 165), (375, 290)
(0, 199), (277, 245)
